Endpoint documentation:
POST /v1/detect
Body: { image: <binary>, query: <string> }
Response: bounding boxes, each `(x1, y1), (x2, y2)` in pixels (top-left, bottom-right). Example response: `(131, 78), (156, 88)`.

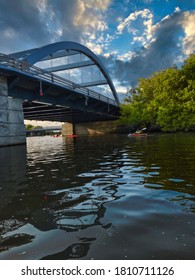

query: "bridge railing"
(0, 53), (118, 106)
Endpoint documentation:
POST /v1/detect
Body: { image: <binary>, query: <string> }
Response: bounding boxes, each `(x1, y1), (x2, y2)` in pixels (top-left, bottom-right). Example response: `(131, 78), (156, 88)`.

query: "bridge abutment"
(62, 122), (74, 136)
(62, 120), (119, 136)
(0, 76), (26, 146)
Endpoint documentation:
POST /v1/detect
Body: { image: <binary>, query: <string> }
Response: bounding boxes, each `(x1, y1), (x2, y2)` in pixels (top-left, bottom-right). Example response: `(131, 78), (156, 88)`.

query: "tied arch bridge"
(0, 41), (120, 146)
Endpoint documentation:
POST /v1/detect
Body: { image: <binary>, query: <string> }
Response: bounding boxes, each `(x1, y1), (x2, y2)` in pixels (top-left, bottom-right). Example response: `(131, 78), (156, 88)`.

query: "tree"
(119, 54), (195, 131)
(181, 54), (195, 80)
(26, 124), (34, 130)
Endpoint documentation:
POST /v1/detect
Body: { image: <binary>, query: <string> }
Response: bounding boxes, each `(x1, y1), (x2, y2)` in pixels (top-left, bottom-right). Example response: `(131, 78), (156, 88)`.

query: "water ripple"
(0, 134), (195, 260)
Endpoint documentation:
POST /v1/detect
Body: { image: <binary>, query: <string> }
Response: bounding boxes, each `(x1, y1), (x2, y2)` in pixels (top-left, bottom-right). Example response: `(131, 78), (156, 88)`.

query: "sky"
(0, 0), (195, 102)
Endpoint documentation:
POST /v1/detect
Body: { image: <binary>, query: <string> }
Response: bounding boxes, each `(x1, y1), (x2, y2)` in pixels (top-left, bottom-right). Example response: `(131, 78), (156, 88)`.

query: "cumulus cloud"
(73, 0), (109, 33)
(117, 8), (155, 50)
(108, 12), (189, 87)
(174, 6), (181, 13)
(0, 0), (51, 52)
(109, 10), (193, 88)
(180, 10), (195, 55)
(117, 8), (153, 34)
(0, 0), (111, 53)
(85, 41), (103, 55)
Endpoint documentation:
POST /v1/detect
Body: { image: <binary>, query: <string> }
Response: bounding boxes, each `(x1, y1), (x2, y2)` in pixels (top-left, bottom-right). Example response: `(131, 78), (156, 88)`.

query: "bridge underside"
(23, 100), (118, 123)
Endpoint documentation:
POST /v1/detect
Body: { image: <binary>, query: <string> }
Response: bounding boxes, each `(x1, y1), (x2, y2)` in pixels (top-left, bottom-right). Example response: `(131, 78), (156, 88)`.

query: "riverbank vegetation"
(119, 54), (195, 132)
(26, 124), (43, 130)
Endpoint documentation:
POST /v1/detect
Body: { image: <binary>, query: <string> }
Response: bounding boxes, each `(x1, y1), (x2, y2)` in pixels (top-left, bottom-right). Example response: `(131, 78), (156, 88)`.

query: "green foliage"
(25, 124), (43, 130)
(119, 54), (195, 131)
(26, 124), (34, 130)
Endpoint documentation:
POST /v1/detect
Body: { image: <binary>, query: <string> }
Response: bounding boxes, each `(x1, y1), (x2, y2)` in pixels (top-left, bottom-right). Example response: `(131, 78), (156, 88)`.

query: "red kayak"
(128, 133), (148, 137)
(68, 134), (78, 138)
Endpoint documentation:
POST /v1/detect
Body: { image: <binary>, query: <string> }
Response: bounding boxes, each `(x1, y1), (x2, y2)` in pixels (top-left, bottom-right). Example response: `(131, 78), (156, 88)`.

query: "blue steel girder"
(0, 58), (119, 122)
(1, 62), (119, 118)
(20, 41), (120, 105)
(9, 82), (119, 118)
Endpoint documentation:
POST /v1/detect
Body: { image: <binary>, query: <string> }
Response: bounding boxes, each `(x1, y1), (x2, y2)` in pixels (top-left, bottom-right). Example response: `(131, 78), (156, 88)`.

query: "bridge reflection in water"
(0, 135), (122, 259)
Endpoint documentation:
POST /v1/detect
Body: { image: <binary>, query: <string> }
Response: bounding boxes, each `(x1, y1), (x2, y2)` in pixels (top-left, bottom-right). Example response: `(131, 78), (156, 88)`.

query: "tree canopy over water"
(120, 54), (195, 132)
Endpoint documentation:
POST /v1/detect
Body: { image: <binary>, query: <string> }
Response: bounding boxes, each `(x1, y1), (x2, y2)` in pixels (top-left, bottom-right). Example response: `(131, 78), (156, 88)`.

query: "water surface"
(0, 133), (195, 259)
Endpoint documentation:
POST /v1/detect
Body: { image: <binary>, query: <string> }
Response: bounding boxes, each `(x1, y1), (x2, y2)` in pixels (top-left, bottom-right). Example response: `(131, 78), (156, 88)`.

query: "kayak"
(128, 133), (148, 137)
(68, 134), (78, 138)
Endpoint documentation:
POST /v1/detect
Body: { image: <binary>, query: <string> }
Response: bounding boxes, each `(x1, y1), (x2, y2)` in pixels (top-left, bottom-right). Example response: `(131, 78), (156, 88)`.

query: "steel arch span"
(19, 41), (119, 105)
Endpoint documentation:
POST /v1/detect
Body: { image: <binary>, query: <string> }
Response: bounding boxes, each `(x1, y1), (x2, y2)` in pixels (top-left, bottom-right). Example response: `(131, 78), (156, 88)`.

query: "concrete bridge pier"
(0, 76), (26, 146)
(62, 120), (119, 136)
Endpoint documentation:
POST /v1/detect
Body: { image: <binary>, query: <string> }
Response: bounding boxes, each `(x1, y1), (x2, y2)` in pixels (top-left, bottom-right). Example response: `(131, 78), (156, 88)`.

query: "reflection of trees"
(125, 134), (195, 204)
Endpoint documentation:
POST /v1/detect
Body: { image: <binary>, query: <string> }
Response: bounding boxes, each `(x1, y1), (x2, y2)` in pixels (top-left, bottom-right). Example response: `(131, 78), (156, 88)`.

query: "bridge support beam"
(62, 122), (74, 136)
(0, 77), (26, 146)
(62, 120), (119, 136)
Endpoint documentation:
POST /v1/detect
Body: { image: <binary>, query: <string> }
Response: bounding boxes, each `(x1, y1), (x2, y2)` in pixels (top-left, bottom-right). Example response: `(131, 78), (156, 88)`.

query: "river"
(0, 133), (195, 260)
